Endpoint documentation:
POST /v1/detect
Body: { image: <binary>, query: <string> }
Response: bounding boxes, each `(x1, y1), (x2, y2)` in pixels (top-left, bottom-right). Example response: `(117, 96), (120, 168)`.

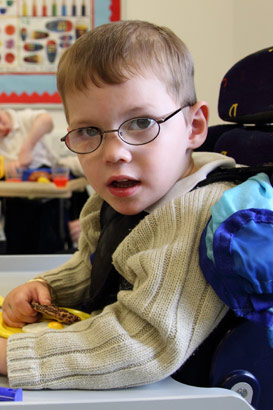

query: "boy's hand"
(2, 281), (51, 328)
(0, 338), (7, 375)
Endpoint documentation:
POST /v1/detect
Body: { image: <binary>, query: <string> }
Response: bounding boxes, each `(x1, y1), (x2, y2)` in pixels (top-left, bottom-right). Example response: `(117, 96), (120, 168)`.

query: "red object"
(5, 53), (15, 63)
(53, 176), (69, 188)
(0, 91), (61, 104)
(5, 24), (15, 35)
(32, 2), (37, 16)
(6, 178), (21, 182)
(42, 0), (47, 16)
(110, 0), (120, 21)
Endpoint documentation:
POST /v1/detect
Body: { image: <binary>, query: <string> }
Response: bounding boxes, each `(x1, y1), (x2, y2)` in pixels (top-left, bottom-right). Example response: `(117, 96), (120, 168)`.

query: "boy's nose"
(101, 131), (132, 163)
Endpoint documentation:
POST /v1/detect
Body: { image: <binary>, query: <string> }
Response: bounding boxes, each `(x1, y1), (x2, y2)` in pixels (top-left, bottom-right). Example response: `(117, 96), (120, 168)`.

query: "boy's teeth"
(113, 179), (136, 188)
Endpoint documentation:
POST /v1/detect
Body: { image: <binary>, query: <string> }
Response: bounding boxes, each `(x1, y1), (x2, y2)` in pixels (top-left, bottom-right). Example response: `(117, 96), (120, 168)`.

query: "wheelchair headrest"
(213, 124), (273, 166)
(218, 46), (273, 124)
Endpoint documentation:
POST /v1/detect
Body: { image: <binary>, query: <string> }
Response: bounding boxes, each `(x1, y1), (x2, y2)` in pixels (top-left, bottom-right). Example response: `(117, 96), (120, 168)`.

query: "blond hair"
(57, 20), (197, 118)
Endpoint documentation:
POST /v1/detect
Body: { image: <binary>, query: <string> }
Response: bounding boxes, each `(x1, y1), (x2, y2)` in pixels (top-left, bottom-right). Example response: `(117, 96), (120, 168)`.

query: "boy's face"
(0, 110), (11, 138)
(66, 73), (207, 215)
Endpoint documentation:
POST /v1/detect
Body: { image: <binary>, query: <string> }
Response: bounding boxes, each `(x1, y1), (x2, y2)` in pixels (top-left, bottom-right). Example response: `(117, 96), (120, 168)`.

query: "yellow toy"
(0, 156), (4, 179)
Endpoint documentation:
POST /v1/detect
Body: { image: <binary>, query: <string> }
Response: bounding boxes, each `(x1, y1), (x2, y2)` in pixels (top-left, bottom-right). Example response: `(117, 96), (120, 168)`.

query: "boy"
(0, 20), (238, 389)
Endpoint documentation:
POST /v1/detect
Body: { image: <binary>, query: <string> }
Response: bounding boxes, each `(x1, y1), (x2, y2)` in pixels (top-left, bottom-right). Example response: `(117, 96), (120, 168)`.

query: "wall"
(234, 0), (273, 61)
(44, 0), (273, 139)
(121, 0), (273, 125)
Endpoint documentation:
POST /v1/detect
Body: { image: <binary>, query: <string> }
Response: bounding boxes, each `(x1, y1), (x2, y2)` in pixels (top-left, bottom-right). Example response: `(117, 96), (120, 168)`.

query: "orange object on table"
(0, 177), (88, 198)
(52, 165), (70, 188)
(5, 178), (21, 182)
(52, 176), (69, 187)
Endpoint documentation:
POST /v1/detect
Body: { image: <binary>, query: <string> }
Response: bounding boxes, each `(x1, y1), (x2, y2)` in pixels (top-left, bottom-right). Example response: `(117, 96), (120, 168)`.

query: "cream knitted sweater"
(7, 154), (236, 390)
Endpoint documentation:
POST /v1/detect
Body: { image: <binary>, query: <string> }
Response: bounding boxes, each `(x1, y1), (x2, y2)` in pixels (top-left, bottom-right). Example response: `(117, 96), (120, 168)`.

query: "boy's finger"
(2, 311), (23, 328)
(29, 281), (51, 305)
(2, 310), (38, 328)
(37, 291), (51, 306)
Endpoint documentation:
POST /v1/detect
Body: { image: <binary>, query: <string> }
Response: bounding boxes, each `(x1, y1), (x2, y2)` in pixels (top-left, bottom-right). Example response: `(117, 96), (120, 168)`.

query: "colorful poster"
(0, 0), (121, 104)
(93, 0), (120, 27)
(0, 1), (91, 72)
(0, 72), (61, 103)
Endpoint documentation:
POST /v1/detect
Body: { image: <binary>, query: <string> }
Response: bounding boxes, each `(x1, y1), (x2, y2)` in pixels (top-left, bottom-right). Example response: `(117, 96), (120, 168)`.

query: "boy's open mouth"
(110, 179), (140, 188)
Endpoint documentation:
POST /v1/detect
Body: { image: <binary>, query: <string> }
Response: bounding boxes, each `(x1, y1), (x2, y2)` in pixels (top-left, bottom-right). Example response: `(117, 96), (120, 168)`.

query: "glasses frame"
(60, 106), (186, 154)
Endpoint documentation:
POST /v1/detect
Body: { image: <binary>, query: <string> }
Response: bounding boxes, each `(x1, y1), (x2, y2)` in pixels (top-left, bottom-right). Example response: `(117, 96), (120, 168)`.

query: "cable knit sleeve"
(27, 193), (103, 307)
(7, 183), (232, 390)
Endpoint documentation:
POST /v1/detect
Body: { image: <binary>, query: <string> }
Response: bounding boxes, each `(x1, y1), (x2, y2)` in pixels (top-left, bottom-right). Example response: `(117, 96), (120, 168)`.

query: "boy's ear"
(187, 101), (209, 149)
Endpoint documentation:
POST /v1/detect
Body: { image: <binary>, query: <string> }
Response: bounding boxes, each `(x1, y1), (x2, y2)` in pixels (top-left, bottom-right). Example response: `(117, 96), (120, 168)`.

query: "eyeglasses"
(60, 107), (185, 154)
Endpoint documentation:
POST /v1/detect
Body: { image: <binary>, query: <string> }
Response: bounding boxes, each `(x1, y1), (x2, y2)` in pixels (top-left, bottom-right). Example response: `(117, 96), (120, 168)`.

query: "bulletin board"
(0, 0), (121, 105)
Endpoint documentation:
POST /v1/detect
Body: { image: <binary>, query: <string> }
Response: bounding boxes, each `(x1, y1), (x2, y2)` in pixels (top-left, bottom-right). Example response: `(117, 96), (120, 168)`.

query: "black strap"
(82, 202), (147, 312)
(195, 164), (273, 189)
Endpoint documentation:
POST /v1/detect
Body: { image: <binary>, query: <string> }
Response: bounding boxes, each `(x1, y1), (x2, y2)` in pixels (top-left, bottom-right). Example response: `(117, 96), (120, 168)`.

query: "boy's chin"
(110, 201), (146, 216)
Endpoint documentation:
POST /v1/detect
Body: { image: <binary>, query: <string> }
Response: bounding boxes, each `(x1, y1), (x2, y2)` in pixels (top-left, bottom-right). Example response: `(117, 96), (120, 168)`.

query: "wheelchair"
(193, 45), (273, 410)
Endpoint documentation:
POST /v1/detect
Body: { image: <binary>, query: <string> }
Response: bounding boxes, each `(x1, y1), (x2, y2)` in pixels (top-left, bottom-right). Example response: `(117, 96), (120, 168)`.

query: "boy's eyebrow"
(70, 106), (161, 128)
(124, 105), (159, 117)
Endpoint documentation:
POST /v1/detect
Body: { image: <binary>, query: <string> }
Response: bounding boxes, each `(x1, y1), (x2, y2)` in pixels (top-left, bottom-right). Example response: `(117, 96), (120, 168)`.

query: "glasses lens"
(65, 127), (101, 153)
(119, 117), (159, 145)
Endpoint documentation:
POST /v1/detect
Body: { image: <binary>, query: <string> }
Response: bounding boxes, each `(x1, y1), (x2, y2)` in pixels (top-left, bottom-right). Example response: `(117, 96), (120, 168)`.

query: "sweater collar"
(145, 152), (236, 213)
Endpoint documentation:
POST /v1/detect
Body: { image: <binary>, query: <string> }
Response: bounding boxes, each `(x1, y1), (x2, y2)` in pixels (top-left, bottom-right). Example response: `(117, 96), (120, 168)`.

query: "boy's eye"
(80, 127), (100, 138)
(127, 118), (155, 130)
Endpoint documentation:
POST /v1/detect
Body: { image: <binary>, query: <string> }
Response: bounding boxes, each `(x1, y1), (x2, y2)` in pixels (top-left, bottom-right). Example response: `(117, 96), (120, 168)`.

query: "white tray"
(0, 255), (253, 409)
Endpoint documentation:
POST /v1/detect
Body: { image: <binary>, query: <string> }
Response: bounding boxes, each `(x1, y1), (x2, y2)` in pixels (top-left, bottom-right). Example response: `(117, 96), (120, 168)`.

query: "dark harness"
(82, 202), (147, 312)
(83, 164), (273, 386)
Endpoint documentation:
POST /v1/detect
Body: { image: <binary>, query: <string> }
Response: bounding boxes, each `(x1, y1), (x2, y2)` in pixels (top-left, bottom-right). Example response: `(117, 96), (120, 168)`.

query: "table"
(0, 178), (88, 199)
(0, 178), (89, 254)
(0, 255), (254, 409)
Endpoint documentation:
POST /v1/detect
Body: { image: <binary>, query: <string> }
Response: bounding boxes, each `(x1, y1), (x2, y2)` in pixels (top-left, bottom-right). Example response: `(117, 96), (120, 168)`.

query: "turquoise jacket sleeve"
(199, 172), (273, 345)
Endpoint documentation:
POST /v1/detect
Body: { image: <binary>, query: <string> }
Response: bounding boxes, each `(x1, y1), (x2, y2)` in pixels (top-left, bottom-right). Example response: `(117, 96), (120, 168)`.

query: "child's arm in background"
(17, 112), (54, 168)
(5, 112), (54, 176)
